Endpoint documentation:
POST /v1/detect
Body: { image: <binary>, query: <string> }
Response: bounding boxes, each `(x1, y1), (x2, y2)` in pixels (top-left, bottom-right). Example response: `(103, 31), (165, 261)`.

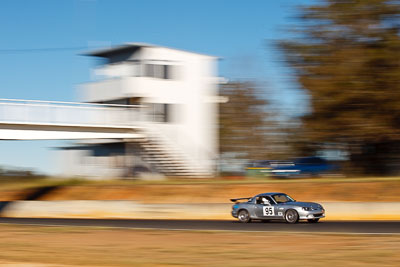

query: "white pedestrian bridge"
(0, 98), (213, 177)
(0, 98), (146, 140)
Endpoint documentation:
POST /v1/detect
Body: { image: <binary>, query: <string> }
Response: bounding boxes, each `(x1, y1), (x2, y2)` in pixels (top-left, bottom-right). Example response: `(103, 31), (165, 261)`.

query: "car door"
(255, 196), (279, 219)
(274, 203), (286, 219)
(254, 203), (266, 218)
(253, 197), (265, 218)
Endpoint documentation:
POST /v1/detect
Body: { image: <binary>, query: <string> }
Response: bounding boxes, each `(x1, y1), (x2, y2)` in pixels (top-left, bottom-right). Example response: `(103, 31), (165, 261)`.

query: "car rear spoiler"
(230, 197), (251, 203)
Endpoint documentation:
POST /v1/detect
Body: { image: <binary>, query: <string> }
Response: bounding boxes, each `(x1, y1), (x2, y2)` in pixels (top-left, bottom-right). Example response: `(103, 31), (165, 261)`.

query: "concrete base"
(1, 201), (400, 221)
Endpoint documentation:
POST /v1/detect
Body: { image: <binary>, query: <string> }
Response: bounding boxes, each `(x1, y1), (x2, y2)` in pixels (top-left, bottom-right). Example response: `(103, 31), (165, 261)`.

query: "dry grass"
(1, 176), (400, 203)
(0, 224), (399, 266)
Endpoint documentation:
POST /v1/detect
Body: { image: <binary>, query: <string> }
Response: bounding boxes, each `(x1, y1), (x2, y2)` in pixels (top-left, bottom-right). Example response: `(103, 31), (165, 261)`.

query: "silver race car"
(231, 192), (325, 223)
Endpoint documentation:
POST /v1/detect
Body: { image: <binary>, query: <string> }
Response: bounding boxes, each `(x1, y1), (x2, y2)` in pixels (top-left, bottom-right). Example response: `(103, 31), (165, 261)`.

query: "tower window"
(144, 64), (173, 79)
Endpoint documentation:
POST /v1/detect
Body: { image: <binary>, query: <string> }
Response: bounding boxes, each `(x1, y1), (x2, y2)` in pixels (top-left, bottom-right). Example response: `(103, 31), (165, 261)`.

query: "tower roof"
(83, 42), (218, 59)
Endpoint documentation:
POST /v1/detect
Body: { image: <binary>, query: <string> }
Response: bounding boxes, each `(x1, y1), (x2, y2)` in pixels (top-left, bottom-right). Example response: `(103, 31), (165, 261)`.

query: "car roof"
(255, 192), (285, 197)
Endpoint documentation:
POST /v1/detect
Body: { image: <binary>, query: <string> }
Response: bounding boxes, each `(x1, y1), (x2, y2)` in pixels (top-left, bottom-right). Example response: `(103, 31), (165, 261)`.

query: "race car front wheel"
(238, 210), (251, 223)
(285, 209), (299, 224)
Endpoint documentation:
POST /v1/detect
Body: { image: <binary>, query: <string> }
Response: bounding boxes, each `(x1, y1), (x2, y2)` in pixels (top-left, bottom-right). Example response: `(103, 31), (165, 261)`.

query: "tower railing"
(0, 98), (145, 128)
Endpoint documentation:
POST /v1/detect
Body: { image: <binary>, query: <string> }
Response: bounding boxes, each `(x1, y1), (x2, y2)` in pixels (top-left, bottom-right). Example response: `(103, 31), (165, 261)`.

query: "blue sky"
(0, 0), (310, 174)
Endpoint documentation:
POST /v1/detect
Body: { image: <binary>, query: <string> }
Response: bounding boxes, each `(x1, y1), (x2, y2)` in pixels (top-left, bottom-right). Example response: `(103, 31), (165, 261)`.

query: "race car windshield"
(272, 194), (295, 203)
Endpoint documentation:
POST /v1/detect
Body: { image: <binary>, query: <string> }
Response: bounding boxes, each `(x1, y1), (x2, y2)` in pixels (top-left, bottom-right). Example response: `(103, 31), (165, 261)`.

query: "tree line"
(220, 0), (400, 176)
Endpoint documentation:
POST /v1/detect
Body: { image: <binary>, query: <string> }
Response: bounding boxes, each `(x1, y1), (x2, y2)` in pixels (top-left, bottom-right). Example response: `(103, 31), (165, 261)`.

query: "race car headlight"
(302, 207), (311, 211)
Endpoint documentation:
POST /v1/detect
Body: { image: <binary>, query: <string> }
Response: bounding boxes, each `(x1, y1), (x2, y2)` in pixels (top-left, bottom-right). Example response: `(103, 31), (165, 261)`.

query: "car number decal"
(263, 206), (275, 216)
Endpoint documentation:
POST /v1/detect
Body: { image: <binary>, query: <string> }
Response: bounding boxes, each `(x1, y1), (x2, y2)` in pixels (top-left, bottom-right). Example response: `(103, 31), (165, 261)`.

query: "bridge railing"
(0, 98), (146, 128)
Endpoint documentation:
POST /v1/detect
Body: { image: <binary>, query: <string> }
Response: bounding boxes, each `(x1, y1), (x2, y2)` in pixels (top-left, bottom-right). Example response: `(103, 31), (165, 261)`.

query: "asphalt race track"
(0, 218), (399, 234)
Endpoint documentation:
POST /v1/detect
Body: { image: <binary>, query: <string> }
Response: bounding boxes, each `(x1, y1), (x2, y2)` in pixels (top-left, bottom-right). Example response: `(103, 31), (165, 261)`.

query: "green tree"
(279, 0), (400, 175)
(219, 82), (289, 162)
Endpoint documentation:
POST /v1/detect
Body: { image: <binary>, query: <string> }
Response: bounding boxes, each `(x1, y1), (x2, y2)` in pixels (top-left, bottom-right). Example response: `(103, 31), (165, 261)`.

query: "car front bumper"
(298, 209), (325, 220)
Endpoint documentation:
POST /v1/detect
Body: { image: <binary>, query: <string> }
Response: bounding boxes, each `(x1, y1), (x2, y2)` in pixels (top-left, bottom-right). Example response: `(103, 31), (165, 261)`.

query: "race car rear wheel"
(307, 219), (320, 223)
(285, 209), (299, 224)
(238, 210), (251, 223)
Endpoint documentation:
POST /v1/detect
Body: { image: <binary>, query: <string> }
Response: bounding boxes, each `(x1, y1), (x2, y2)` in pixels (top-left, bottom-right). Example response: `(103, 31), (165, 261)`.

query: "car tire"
(285, 209), (299, 224)
(307, 219), (320, 223)
(238, 210), (251, 223)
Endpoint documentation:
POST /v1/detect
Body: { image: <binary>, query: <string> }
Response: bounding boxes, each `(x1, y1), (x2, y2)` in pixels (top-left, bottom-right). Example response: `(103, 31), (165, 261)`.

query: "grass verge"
(1, 175), (400, 203)
(0, 224), (399, 266)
